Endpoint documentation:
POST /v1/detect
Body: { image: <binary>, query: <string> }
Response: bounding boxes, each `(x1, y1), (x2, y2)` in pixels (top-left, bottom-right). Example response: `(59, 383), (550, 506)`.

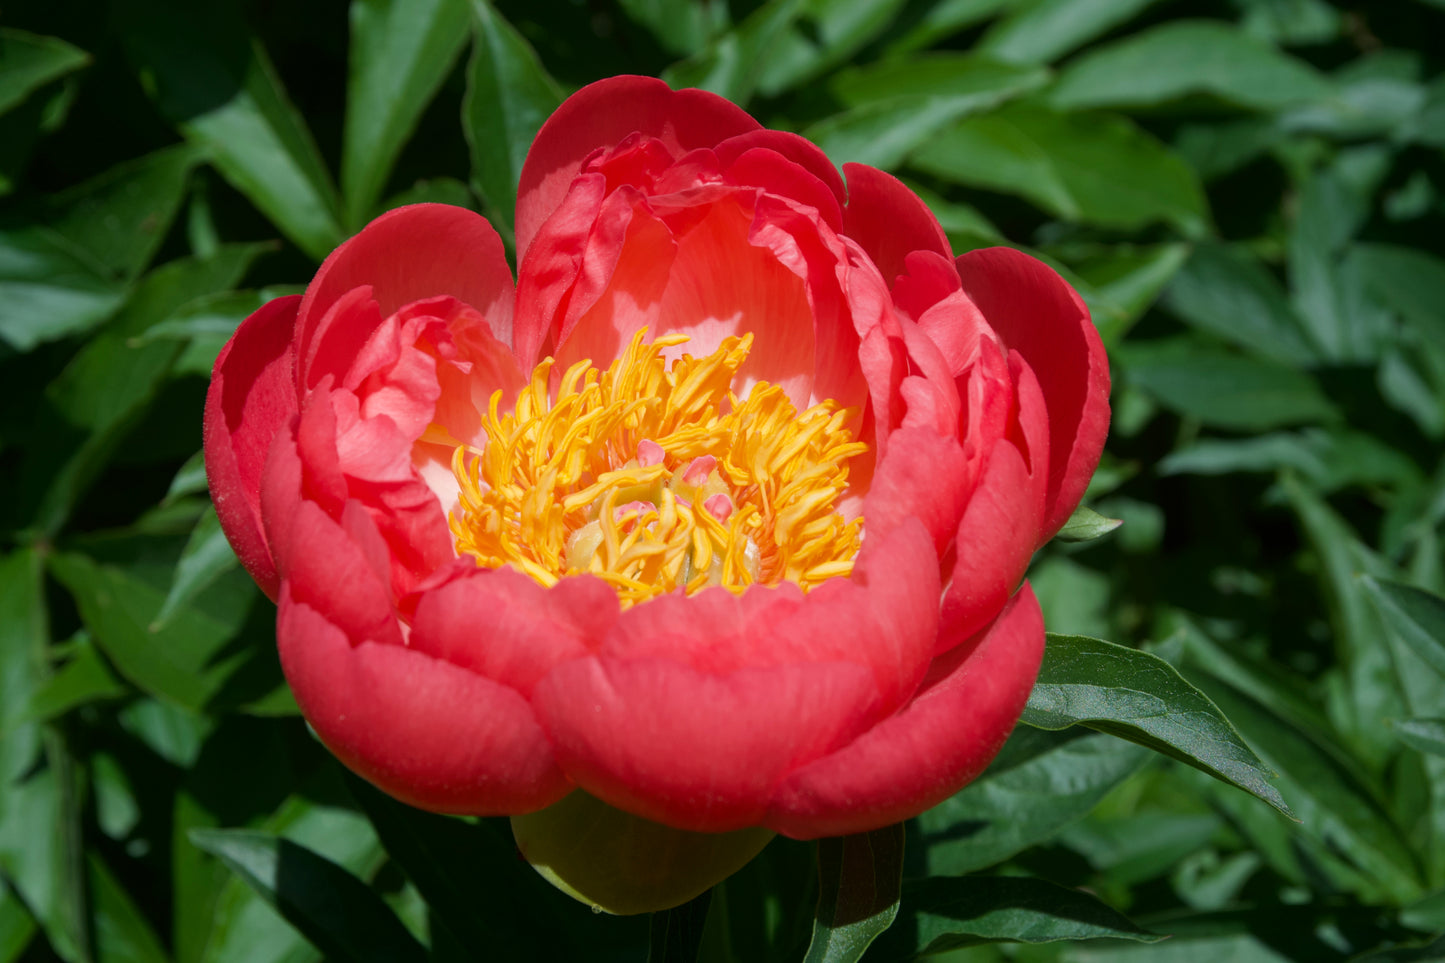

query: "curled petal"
(278, 587), (570, 815)
(516, 76), (760, 261)
(955, 248), (1110, 540)
(297, 205), (515, 374)
(766, 584), (1044, 840)
(940, 354), (1050, 647)
(204, 296), (301, 599)
(842, 163), (952, 289)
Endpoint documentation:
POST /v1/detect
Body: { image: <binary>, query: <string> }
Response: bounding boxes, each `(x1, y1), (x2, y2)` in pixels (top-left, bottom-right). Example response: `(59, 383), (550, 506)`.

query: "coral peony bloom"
(205, 76), (1108, 846)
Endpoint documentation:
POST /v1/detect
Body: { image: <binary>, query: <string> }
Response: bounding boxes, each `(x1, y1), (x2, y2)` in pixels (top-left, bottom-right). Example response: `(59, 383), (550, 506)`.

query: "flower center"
(449, 330), (867, 608)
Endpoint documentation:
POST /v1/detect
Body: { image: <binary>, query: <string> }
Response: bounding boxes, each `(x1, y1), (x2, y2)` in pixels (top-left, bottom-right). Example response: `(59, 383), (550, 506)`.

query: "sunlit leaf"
(342, 0), (470, 228)
(1050, 19), (1331, 111)
(462, 0), (563, 238)
(917, 728), (1148, 876)
(1024, 634), (1292, 817)
(191, 829), (425, 963)
(909, 103), (1209, 236)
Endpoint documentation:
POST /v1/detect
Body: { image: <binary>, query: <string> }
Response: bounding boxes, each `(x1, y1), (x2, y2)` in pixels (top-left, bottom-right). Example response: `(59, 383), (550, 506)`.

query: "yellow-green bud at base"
(510, 791), (775, 915)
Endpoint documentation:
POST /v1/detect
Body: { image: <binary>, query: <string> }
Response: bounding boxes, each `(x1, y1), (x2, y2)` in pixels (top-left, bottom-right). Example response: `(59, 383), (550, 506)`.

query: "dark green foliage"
(1, 0), (1443, 960)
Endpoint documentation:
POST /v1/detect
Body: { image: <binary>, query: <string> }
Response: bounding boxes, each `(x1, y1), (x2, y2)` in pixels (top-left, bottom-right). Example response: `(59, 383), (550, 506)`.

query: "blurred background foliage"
(2, 0), (1444, 960)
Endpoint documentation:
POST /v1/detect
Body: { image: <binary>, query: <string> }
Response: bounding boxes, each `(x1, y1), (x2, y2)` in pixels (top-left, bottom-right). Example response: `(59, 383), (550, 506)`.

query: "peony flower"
(204, 75), (1108, 907)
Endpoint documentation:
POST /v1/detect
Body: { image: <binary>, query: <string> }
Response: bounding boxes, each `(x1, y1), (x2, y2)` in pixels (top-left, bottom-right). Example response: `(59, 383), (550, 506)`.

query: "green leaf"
(0, 29), (89, 117)
(1187, 669), (1424, 905)
(89, 853), (169, 963)
(1070, 242), (1191, 345)
(0, 225), (125, 352)
(1281, 477), (1409, 763)
(346, 777), (645, 958)
(153, 507), (239, 630)
(1161, 244), (1318, 366)
(0, 879), (37, 963)
(884, 0), (1016, 56)
(803, 824), (903, 963)
(1401, 887), (1445, 932)
(754, 0), (913, 96)
(462, 0), (563, 238)
(47, 553), (259, 713)
(0, 549), (88, 963)
(917, 728), (1148, 876)
(1289, 173), (1396, 364)
(661, 0), (806, 107)
(44, 145), (202, 281)
(977, 0), (1165, 65)
(1240, 0), (1342, 46)
(880, 876), (1158, 957)
(1117, 338), (1337, 431)
(1394, 719), (1445, 758)
(1158, 429), (1421, 493)
(908, 103), (1208, 236)
(1354, 244), (1445, 349)
(3, 634), (127, 732)
(1362, 577), (1445, 681)
(1023, 634), (1292, 817)
(1049, 19), (1331, 112)
(806, 54), (1047, 169)
(343, 0), (470, 229)
(1053, 505), (1123, 543)
(16, 245), (266, 535)
(0, 146), (199, 351)
(648, 890), (713, 963)
(118, 0), (343, 260)
(190, 829), (426, 963)
(616, 0), (727, 57)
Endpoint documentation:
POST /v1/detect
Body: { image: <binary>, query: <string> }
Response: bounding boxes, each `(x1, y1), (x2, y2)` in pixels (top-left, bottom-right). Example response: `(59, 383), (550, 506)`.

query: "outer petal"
(842, 163), (952, 289)
(766, 584), (1044, 839)
(515, 76), (760, 261)
(955, 248), (1110, 540)
(278, 588), (570, 815)
(296, 205), (515, 375)
(203, 295), (301, 600)
(533, 521), (940, 833)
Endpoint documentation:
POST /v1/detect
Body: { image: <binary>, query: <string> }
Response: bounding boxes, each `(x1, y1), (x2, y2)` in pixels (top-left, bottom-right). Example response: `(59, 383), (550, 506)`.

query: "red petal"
(940, 355), (1049, 647)
(955, 248), (1110, 539)
(766, 584), (1044, 839)
(204, 295), (301, 599)
(515, 76), (760, 262)
(714, 129), (847, 215)
(534, 654), (882, 832)
(297, 205), (514, 373)
(532, 520), (940, 833)
(278, 587), (570, 815)
(407, 567), (614, 697)
(842, 164), (952, 289)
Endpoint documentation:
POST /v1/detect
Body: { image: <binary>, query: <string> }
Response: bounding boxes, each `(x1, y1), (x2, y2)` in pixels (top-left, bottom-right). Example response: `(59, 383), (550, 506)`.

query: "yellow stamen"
(449, 329), (867, 608)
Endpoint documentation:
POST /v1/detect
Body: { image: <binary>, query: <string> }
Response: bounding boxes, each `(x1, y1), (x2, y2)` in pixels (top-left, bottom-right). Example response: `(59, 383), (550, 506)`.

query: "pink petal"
(534, 654), (882, 832)
(939, 355), (1050, 647)
(714, 129), (847, 214)
(297, 205), (514, 372)
(278, 587), (570, 815)
(842, 163), (952, 289)
(406, 567), (614, 697)
(515, 76), (760, 261)
(766, 584), (1044, 839)
(955, 248), (1110, 540)
(204, 295), (301, 600)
